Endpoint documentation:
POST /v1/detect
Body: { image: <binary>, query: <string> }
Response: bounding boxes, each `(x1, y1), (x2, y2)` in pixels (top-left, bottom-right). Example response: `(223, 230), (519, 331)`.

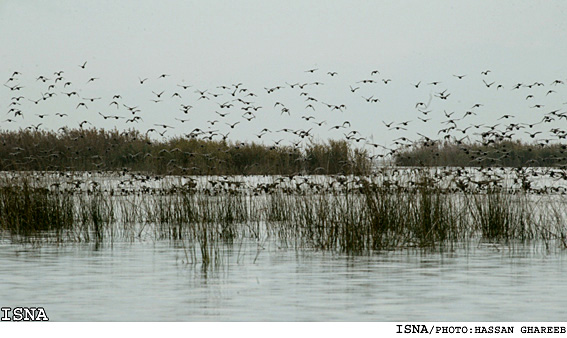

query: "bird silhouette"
(226, 122), (240, 129)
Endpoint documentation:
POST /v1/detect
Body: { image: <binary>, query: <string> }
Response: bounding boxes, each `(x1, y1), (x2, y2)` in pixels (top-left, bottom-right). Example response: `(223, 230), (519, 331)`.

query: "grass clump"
(469, 188), (536, 242)
(0, 178), (73, 239)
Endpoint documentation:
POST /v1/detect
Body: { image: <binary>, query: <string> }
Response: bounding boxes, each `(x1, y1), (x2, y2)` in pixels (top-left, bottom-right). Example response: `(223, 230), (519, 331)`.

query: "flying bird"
(154, 123), (174, 129)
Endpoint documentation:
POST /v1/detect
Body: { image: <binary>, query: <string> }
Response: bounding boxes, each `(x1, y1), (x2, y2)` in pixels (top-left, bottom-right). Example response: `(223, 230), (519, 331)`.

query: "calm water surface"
(1, 239), (565, 321)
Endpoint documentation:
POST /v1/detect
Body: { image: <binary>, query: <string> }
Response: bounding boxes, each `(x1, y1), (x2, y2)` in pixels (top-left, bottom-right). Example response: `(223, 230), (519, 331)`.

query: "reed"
(466, 188), (541, 243)
(1, 169), (566, 257)
(74, 190), (115, 242)
(0, 128), (372, 175)
(0, 177), (73, 240)
(395, 139), (567, 167)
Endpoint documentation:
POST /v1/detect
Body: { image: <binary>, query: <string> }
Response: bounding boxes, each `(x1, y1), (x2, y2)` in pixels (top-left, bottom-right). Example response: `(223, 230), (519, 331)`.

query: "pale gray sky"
(2, 1), (567, 152)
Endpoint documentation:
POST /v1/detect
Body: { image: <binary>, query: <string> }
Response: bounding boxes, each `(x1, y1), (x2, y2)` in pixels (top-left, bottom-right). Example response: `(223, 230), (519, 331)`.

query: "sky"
(2, 0), (567, 154)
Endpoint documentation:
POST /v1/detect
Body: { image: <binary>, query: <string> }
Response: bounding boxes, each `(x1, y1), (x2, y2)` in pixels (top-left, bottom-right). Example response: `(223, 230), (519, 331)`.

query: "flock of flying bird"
(3, 62), (567, 168)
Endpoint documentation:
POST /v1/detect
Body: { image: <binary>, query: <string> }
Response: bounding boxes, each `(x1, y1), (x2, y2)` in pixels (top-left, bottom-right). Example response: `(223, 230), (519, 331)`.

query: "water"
(1, 239), (566, 321)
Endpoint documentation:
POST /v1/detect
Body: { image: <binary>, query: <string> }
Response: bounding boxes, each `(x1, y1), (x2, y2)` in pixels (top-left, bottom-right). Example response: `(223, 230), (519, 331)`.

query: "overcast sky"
(2, 1), (567, 152)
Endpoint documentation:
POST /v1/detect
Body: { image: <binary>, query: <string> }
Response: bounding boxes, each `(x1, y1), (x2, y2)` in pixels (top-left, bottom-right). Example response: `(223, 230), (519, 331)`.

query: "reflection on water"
(0, 240), (565, 321)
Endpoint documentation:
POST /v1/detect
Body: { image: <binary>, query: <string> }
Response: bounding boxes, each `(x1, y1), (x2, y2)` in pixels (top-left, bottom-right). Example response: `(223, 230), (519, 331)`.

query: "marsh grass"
(1, 169), (566, 261)
(395, 139), (567, 167)
(0, 128), (371, 175)
(268, 174), (464, 252)
(469, 188), (525, 241)
(0, 177), (73, 241)
(73, 191), (115, 242)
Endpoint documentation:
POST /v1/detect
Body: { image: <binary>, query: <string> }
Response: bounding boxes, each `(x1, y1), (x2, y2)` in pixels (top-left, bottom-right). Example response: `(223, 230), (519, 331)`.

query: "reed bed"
(395, 139), (567, 168)
(0, 177), (73, 241)
(0, 128), (370, 175)
(1, 170), (566, 265)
